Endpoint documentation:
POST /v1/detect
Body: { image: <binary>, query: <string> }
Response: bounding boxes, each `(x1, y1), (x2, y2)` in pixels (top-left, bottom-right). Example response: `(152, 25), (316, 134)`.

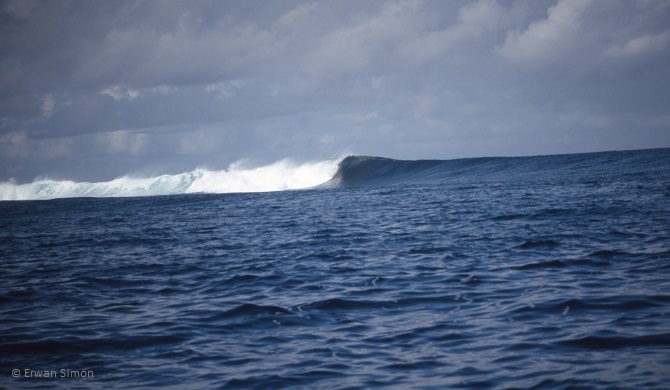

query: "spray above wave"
(0, 158), (341, 201)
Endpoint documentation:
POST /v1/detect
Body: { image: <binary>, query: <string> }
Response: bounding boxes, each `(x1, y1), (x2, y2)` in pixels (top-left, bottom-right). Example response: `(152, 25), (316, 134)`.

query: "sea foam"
(0, 158), (342, 201)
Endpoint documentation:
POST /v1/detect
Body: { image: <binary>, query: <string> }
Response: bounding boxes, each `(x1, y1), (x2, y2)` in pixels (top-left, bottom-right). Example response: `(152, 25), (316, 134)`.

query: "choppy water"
(2, 149), (670, 389)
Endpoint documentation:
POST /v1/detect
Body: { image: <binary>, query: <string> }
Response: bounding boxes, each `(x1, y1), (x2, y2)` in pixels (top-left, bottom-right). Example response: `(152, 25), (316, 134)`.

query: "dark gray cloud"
(1, 0), (669, 182)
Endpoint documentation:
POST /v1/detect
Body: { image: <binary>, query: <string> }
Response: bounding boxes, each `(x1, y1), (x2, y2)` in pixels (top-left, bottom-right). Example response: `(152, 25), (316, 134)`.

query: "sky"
(1, 0), (669, 183)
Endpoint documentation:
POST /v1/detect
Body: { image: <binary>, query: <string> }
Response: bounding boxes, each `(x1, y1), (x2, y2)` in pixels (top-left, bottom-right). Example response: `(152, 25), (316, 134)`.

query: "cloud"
(604, 30), (670, 58)
(79, 19), (282, 89)
(274, 2), (317, 31)
(401, 0), (509, 64)
(0, 0), (669, 182)
(496, 0), (593, 64)
(0, 131), (28, 159)
(41, 94), (56, 118)
(96, 130), (147, 156)
(301, 1), (417, 80)
(0, 130), (72, 164)
(4, 0), (38, 20)
(100, 85), (141, 101)
(177, 128), (223, 156)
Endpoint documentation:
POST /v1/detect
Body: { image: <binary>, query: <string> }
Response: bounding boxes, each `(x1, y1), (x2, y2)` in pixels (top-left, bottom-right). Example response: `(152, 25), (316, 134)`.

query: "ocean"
(1, 148), (670, 389)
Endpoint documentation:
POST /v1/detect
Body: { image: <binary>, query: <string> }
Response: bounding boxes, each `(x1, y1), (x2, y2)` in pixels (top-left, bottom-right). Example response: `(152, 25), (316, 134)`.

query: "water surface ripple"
(2, 149), (670, 389)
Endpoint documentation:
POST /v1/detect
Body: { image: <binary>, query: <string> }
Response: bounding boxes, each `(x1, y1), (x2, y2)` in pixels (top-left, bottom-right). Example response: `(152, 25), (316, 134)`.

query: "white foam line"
(0, 157), (343, 201)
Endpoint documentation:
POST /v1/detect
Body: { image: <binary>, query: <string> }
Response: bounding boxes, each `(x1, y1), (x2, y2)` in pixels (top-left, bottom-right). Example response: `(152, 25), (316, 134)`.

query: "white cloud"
(100, 84), (179, 101)
(100, 85), (141, 101)
(41, 94), (56, 118)
(301, 1), (419, 79)
(79, 13), (284, 91)
(400, 0), (508, 64)
(604, 30), (670, 58)
(354, 111), (380, 122)
(274, 3), (317, 31)
(205, 81), (236, 98)
(496, 0), (593, 63)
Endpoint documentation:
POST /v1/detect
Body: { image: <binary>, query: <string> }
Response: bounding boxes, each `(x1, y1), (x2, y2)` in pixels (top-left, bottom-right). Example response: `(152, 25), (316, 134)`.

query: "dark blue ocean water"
(2, 149), (670, 389)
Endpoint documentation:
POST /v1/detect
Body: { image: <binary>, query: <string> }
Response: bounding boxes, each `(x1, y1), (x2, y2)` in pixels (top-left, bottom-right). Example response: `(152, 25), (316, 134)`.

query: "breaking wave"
(0, 158), (341, 201)
(3, 149), (669, 201)
(325, 149), (670, 187)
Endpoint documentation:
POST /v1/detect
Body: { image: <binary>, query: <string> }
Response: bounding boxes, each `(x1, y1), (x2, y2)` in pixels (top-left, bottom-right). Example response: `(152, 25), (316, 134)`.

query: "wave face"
(326, 149), (670, 187)
(0, 159), (340, 201)
(3, 149), (669, 201)
(323, 156), (447, 186)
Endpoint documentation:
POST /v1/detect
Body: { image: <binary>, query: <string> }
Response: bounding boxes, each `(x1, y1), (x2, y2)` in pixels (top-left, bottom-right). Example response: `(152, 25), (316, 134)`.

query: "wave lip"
(323, 155), (447, 187)
(0, 158), (340, 201)
(323, 148), (670, 188)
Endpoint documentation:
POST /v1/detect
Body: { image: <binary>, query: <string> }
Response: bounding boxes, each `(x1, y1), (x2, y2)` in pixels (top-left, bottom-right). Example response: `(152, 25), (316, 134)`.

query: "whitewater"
(0, 158), (341, 201)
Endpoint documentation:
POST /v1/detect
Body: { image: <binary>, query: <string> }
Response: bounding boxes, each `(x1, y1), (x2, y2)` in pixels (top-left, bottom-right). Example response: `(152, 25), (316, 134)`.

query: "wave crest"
(0, 158), (341, 201)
